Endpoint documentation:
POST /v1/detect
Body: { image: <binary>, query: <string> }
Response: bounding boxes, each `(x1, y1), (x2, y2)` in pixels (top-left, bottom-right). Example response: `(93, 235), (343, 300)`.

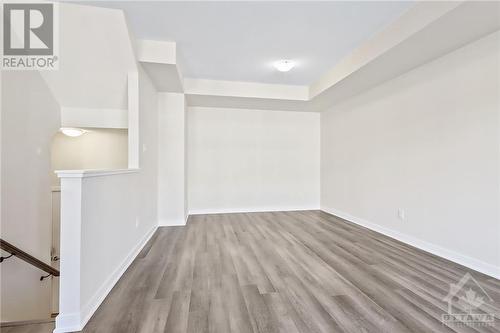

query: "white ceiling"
(84, 1), (414, 85)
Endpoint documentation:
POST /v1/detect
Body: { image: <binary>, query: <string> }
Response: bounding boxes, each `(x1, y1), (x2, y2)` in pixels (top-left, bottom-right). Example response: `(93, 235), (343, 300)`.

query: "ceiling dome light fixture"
(60, 127), (87, 137)
(274, 59), (295, 72)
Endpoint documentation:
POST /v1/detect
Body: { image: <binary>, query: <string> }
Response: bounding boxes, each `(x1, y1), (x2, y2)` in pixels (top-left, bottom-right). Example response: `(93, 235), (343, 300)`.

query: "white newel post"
(54, 173), (84, 333)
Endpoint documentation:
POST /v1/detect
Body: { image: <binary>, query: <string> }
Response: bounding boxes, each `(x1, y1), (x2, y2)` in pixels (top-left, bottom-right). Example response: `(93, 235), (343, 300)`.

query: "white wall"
(41, 3), (137, 110)
(51, 129), (128, 186)
(157, 93), (187, 226)
(188, 107), (320, 214)
(79, 70), (159, 297)
(55, 66), (159, 332)
(321, 31), (500, 277)
(1, 71), (61, 322)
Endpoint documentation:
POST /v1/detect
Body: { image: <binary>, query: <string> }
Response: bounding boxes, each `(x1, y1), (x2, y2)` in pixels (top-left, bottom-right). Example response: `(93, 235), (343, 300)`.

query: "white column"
(157, 92), (187, 226)
(54, 176), (83, 333)
(128, 71), (140, 169)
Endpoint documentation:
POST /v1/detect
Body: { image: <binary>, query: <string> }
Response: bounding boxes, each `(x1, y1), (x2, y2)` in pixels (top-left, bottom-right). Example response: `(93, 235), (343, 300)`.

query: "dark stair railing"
(0, 238), (59, 280)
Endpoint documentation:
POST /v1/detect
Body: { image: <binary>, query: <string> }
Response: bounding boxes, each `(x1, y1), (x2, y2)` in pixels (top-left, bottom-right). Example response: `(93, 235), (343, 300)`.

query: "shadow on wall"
(50, 128), (129, 186)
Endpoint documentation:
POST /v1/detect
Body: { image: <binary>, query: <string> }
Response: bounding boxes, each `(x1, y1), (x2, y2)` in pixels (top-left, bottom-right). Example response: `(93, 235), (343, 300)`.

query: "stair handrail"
(0, 238), (59, 280)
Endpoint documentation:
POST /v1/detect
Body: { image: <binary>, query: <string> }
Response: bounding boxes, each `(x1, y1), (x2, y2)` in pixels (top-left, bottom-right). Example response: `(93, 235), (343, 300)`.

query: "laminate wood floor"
(6, 211), (500, 333)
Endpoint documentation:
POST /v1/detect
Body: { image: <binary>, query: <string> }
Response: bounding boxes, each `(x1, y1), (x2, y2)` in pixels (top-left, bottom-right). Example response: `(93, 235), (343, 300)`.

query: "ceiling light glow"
(274, 59), (295, 72)
(60, 127), (86, 137)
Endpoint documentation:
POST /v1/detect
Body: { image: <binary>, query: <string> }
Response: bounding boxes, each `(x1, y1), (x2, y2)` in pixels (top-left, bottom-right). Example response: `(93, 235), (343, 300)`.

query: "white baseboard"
(158, 216), (188, 226)
(189, 206), (320, 216)
(54, 225), (158, 333)
(54, 313), (81, 333)
(321, 207), (500, 280)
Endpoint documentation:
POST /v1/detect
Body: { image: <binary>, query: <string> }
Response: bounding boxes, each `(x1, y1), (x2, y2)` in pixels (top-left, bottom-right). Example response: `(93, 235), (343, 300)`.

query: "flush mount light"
(274, 59), (295, 72)
(60, 127), (86, 137)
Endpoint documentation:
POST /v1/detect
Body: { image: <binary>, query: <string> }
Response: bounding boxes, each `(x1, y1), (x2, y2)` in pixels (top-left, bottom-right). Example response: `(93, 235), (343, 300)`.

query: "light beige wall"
(1, 71), (60, 322)
(321, 31), (500, 276)
(187, 107), (320, 214)
(51, 129), (128, 185)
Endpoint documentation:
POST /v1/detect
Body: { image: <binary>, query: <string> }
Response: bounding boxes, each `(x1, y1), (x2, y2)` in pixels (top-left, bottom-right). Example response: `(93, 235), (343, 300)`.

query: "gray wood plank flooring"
(5, 211), (500, 332)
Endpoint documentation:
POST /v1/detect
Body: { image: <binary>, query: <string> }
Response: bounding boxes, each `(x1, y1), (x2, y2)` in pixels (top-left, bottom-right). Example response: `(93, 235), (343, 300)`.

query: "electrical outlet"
(135, 217), (140, 228)
(398, 208), (406, 221)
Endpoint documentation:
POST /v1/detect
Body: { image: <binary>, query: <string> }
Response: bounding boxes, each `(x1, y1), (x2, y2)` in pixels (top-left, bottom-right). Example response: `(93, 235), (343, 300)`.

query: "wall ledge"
(55, 168), (139, 179)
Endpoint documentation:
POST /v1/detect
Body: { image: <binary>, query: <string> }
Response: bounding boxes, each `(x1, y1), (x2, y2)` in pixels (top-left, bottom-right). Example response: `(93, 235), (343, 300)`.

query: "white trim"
(321, 207), (500, 280)
(158, 217), (187, 226)
(54, 225), (158, 333)
(189, 206), (320, 216)
(55, 168), (139, 179)
(54, 313), (81, 333)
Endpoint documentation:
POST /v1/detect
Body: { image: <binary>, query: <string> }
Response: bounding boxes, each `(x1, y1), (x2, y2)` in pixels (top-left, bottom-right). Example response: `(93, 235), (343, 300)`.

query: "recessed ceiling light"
(60, 127), (87, 137)
(274, 59), (295, 72)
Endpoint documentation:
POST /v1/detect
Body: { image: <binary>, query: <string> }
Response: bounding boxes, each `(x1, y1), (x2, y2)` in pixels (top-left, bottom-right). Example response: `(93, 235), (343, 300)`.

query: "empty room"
(1, 1), (499, 332)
